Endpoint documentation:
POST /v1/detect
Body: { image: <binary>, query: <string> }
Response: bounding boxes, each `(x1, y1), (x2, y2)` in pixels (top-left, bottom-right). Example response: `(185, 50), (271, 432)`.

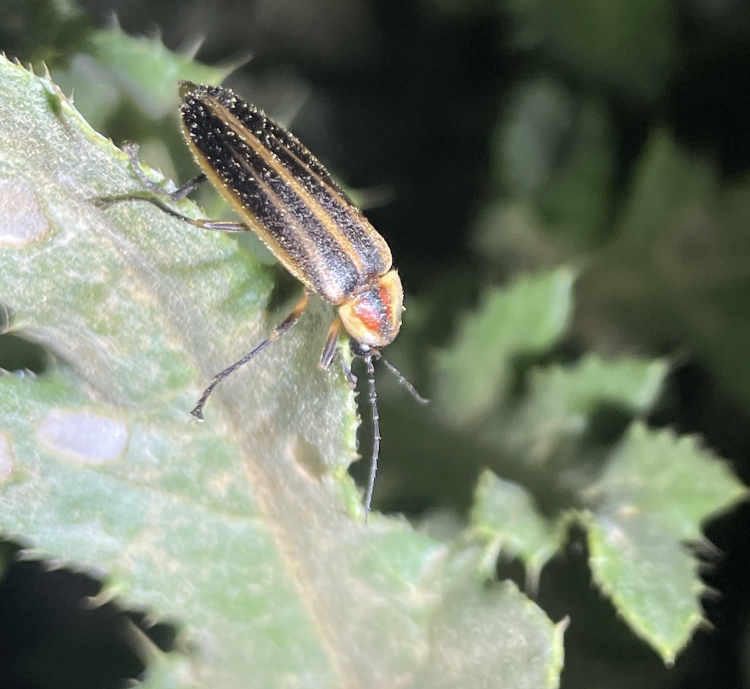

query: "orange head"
(338, 270), (403, 349)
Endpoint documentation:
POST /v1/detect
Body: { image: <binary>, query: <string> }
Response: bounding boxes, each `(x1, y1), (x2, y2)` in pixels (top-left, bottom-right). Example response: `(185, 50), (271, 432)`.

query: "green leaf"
(138, 654), (198, 689)
(467, 357), (667, 577)
(583, 423), (746, 661)
(0, 56), (562, 687)
(413, 546), (566, 689)
(524, 354), (668, 421)
(577, 130), (750, 409)
(486, 355), (667, 487)
(89, 28), (235, 118)
(496, 78), (576, 199)
(435, 268), (575, 426)
(612, 131), (716, 249)
(470, 469), (563, 584)
(534, 99), (615, 248)
(491, 82), (616, 251)
(462, 352), (738, 662)
(49, 28), (233, 134)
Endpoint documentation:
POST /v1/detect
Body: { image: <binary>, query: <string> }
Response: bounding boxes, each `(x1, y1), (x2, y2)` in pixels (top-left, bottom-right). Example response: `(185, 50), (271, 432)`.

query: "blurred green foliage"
(2, 1), (750, 688)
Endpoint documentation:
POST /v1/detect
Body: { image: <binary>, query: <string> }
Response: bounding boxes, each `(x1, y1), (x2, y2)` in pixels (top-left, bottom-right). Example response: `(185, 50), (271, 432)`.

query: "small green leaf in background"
(49, 27), (233, 141)
(471, 470), (563, 586)
(500, 356), (669, 474)
(533, 355), (669, 415)
(583, 423), (746, 660)
(0, 56), (562, 688)
(534, 99), (616, 248)
(497, 78), (576, 200)
(578, 130), (750, 412)
(87, 29), (236, 118)
(434, 267), (575, 426)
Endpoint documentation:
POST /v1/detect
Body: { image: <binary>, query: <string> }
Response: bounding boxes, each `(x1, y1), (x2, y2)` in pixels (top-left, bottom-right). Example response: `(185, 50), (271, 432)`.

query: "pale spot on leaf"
(38, 410), (129, 464)
(0, 179), (49, 246)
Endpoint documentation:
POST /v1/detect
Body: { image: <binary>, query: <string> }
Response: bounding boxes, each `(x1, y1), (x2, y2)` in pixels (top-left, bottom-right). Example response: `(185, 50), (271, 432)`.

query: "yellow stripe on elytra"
(180, 122), (336, 299)
(236, 157), (349, 301)
(280, 143), (392, 273)
(205, 96), (369, 278)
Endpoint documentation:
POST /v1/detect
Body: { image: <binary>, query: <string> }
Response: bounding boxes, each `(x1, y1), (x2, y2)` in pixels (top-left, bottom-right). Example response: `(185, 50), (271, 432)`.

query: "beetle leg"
(191, 292), (311, 419)
(93, 143), (250, 231)
(92, 192), (249, 232)
(319, 317), (343, 371)
(337, 353), (358, 388)
(123, 142), (208, 201)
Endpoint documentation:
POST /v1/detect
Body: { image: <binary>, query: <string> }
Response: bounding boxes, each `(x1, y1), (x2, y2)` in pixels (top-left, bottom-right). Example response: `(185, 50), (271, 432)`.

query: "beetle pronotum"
(96, 81), (426, 521)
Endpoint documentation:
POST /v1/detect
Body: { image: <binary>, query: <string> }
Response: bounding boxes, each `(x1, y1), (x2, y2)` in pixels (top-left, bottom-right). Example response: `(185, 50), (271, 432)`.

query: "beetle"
(96, 81), (426, 520)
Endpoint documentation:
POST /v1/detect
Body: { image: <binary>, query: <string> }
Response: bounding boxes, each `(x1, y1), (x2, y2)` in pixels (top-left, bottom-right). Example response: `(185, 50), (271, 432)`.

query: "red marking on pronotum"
(352, 294), (383, 334)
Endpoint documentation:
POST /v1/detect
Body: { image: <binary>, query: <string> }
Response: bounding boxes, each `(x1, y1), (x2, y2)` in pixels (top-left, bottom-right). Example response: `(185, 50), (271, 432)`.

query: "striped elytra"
(178, 82), (397, 316)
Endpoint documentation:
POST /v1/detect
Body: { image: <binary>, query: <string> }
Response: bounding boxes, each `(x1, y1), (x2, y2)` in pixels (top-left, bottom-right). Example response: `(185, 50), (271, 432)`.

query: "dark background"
(2, 0), (750, 687)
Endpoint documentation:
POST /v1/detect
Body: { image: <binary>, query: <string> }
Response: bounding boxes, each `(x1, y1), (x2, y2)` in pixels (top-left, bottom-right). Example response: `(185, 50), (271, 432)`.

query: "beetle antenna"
(374, 353), (429, 405)
(363, 351), (380, 523)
